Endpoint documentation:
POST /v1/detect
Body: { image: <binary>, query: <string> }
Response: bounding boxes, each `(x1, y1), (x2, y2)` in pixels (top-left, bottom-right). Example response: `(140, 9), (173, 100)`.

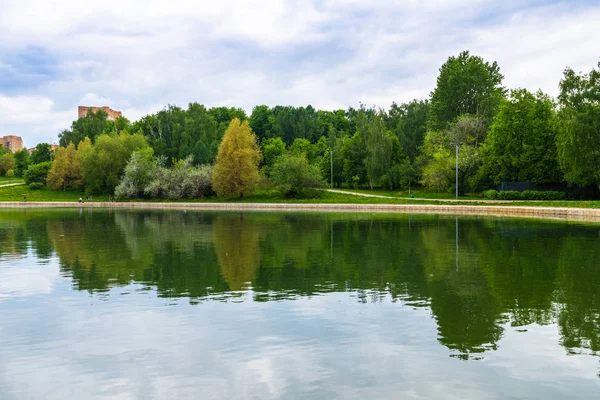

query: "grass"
(0, 184), (598, 208)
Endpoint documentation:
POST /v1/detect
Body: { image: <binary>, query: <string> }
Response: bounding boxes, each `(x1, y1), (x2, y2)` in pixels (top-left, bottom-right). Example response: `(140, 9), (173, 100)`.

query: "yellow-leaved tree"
(47, 143), (83, 191)
(212, 118), (262, 198)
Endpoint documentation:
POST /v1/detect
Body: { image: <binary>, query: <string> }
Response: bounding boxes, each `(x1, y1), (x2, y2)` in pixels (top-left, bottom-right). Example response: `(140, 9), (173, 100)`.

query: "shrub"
(144, 158), (213, 199)
(269, 154), (326, 197)
(482, 189), (499, 199)
(485, 190), (566, 200)
(29, 182), (44, 190)
(24, 162), (53, 185)
(497, 190), (522, 200)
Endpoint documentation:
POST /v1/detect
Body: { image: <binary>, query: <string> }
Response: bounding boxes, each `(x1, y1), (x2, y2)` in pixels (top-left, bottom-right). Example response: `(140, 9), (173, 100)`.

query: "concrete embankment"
(1, 201), (600, 222)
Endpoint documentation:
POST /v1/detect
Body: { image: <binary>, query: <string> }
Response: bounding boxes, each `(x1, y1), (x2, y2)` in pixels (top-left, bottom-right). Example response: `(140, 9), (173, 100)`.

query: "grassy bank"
(1, 183), (600, 208)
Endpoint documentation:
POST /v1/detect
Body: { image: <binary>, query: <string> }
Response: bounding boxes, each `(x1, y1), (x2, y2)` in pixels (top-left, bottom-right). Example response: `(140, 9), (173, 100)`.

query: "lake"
(0, 209), (599, 399)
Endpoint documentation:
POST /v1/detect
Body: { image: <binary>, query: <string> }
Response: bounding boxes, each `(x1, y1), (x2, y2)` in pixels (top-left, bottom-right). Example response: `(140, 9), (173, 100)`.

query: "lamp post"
(455, 143), (458, 200)
(330, 150), (333, 188)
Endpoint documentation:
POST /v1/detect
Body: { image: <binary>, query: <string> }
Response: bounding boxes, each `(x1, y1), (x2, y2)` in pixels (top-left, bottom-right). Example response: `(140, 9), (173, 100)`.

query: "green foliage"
(46, 143), (82, 191)
(30, 143), (53, 165)
(556, 62), (600, 188)
(13, 149), (29, 177)
(482, 189), (499, 199)
(481, 89), (560, 185)
(484, 190), (566, 200)
(260, 137), (286, 177)
(429, 50), (505, 131)
(0, 153), (15, 176)
(28, 182), (44, 190)
(24, 162), (53, 185)
(387, 100), (430, 161)
(249, 105), (275, 141)
(342, 132), (367, 187)
(59, 110), (110, 147)
(114, 148), (157, 199)
(79, 132), (149, 194)
(144, 157), (213, 199)
(269, 154), (326, 197)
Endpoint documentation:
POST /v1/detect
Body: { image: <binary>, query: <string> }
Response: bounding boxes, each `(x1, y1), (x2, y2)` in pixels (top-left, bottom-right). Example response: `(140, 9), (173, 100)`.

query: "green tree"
(270, 154), (326, 197)
(212, 119), (262, 198)
(481, 89), (560, 185)
(24, 161), (53, 185)
(13, 149), (29, 177)
(260, 137), (286, 177)
(30, 143), (53, 165)
(46, 143), (83, 191)
(358, 109), (393, 189)
(249, 105), (275, 141)
(0, 153), (15, 176)
(342, 132), (367, 188)
(556, 62), (600, 188)
(114, 148), (156, 198)
(59, 110), (109, 147)
(79, 132), (149, 194)
(387, 100), (430, 161)
(429, 51), (505, 131)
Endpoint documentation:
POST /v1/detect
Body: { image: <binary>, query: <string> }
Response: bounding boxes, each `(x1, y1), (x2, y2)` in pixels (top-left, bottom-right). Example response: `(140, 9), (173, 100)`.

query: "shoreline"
(2, 201), (600, 222)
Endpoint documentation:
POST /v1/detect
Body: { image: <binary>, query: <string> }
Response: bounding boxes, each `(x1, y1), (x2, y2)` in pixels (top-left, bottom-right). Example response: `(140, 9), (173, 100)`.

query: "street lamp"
(450, 142), (463, 199)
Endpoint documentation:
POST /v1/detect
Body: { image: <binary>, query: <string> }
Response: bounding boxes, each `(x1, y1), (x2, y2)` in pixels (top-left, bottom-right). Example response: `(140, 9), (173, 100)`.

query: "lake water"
(0, 209), (599, 399)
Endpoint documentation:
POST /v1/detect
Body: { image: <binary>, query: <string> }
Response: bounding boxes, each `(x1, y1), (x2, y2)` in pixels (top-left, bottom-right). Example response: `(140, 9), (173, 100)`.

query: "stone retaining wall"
(2, 202), (600, 222)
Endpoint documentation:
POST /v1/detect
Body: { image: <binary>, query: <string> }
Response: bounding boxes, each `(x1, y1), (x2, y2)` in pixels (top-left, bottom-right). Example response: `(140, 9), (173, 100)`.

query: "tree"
(270, 154), (325, 197)
(342, 132), (367, 188)
(30, 143), (53, 165)
(260, 137), (286, 177)
(429, 51), (505, 131)
(59, 110), (110, 147)
(24, 162), (53, 185)
(13, 149), (29, 177)
(481, 89), (560, 185)
(358, 108), (393, 189)
(249, 105), (274, 141)
(556, 62), (600, 188)
(79, 132), (149, 194)
(212, 118), (262, 198)
(47, 143), (83, 191)
(114, 148), (156, 198)
(0, 153), (14, 176)
(387, 100), (430, 162)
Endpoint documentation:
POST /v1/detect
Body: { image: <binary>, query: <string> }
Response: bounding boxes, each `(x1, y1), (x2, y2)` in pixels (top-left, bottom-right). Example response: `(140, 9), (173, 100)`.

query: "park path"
(0, 182), (25, 188)
(324, 189), (520, 203)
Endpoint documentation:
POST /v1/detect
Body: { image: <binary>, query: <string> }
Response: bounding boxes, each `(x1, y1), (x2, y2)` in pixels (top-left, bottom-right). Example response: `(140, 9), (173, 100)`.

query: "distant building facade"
(78, 106), (123, 121)
(0, 135), (24, 152)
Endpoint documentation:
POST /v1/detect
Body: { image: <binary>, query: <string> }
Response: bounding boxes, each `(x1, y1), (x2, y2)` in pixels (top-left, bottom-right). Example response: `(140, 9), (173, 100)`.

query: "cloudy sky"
(1, 0), (599, 147)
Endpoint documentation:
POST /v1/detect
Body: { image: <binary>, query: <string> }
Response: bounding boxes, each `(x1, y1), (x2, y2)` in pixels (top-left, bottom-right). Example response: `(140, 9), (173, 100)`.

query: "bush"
(482, 189), (499, 199)
(269, 154), (326, 197)
(29, 182), (44, 190)
(497, 190), (522, 200)
(483, 190), (566, 200)
(144, 158), (213, 199)
(24, 162), (53, 185)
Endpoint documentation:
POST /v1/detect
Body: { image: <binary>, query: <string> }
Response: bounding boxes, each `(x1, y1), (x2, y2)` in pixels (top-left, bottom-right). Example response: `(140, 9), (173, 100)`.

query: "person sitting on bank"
(78, 197), (83, 203)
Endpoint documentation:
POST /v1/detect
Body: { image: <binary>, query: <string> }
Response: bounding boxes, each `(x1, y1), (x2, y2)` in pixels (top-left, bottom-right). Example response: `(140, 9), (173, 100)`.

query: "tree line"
(7, 50), (600, 198)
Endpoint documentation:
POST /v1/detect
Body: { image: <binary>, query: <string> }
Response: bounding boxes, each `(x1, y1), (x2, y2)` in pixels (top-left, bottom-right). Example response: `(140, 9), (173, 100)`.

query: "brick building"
(78, 106), (123, 121)
(0, 135), (24, 152)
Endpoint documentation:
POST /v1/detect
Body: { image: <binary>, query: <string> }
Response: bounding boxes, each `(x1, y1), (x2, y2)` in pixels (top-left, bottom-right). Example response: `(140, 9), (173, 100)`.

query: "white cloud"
(0, 0), (599, 145)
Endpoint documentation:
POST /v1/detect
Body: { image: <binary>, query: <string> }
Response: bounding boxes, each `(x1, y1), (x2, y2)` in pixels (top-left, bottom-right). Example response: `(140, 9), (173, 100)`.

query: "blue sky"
(0, 0), (599, 147)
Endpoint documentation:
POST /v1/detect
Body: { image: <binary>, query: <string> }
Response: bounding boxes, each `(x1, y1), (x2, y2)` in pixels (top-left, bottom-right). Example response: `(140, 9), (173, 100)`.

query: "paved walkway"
(0, 182), (25, 188)
(324, 189), (517, 203)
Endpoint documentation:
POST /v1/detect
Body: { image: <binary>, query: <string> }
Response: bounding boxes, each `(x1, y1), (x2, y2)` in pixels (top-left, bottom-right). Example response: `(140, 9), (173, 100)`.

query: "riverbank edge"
(2, 201), (600, 221)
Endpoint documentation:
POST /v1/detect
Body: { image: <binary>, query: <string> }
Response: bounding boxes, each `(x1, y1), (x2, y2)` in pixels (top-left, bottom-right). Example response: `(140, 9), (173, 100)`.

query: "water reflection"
(0, 209), (599, 364)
